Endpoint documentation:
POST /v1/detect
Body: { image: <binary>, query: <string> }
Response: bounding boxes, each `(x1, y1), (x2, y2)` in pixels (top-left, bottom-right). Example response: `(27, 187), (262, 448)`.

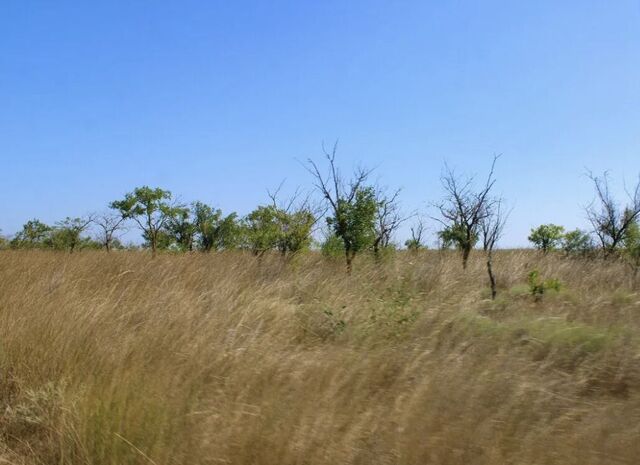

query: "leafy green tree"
(10, 219), (52, 249)
(192, 202), (239, 252)
(110, 186), (186, 256)
(528, 224), (565, 253)
(242, 204), (315, 257)
(326, 187), (378, 270)
(307, 144), (378, 271)
(242, 205), (281, 256)
(562, 229), (593, 255)
(51, 216), (94, 253)
(165, 209), (196, 251)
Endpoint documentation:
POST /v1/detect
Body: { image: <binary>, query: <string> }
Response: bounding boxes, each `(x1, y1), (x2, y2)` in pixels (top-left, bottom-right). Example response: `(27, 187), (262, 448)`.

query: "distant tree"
(242, 205), (281, 256)
(110, 186), (186, 257)
(528, 224), (565, 253)
(435, 155), (500, 269)
(562, 229), (593, 256)
(94, 212), (127, 252)
(373, 187), (405, 258)
(192, 202), (239, 252)
(51, 216), (94, 253)
(0, 230), (8, 250)
(405, 219), (426, 251)
(165, 208), (196, 251)
(241, 202), (315, 257)
(10, 219), (52, 249)
(480, 201), (508, 299)
(585, 171), (640, 257)
(306, 143), (378, 272)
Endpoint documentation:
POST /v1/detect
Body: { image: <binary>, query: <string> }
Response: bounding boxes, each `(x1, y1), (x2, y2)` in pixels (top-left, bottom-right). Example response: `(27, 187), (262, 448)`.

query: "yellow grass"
(0, 250), (639, 464)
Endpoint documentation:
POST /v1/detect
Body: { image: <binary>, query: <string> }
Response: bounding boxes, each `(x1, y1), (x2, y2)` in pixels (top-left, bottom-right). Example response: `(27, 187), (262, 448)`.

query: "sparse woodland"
(1, 154), (640, 464)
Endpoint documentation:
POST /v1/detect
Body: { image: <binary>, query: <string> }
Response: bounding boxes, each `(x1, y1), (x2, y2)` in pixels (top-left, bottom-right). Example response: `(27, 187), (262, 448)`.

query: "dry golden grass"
(0, 250), (639, 464)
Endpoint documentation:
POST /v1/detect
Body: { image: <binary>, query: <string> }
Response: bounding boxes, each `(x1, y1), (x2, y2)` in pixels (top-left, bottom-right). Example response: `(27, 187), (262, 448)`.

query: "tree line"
(2, 149), (639, 289)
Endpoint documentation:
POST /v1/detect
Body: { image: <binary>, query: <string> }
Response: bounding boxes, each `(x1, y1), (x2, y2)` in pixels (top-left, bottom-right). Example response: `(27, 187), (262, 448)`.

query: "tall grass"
(0, 250), (639, 464)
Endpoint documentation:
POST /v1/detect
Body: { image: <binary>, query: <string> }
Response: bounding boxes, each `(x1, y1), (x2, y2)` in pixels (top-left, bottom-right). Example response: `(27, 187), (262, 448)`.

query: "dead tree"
(480, 201), (508, 299)
(585, 171), (640, 258)
(373, 186), (406, 257)
(94, 212), (127, 252)
(435, 155), (500, 269)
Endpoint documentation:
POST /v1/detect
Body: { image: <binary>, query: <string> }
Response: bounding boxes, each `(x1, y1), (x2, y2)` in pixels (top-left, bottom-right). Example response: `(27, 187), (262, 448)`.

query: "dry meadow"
(0, 250), (639, 464)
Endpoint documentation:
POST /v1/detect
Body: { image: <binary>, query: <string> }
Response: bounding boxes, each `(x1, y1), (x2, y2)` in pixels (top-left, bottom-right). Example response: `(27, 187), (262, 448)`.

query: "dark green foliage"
(192, 202), (239, 252)
(326, 186), (378, 267)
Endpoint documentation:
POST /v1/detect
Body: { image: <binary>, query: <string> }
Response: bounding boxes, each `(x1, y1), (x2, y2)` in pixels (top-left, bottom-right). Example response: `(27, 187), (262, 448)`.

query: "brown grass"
(0, 250), (639, 464)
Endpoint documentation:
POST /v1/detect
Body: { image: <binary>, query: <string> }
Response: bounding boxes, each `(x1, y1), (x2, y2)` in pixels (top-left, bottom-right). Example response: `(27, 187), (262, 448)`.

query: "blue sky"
(1, 1), (639, 246)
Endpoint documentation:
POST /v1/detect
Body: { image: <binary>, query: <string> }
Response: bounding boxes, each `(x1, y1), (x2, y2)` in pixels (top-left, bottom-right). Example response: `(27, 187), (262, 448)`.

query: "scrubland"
(0, 250), (639, 464)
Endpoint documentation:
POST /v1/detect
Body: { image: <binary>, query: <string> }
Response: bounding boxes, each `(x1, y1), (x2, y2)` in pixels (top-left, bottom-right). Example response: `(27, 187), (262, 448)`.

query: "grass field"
(0, 250), (639, 464)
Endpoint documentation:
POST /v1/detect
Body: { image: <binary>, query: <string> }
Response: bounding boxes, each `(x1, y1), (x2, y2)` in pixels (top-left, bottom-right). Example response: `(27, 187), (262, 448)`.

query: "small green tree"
(562, 229), (593, 256)
(327, 187), (378, 270)
(307, 144), (378, 271)
(242, 204), (315, 257)
(528, 224), (565, 253)
(51, 216), (94, 253)
(242, 205), (281, 256)
(165, 209), (196, 251)
(192, 202), (239, 252)
(10, 219), (52, 249)
(110, 186), (185, 257)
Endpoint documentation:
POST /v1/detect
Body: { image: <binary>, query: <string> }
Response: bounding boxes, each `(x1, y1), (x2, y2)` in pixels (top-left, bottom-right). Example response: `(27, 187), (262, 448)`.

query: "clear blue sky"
(1, 1), (639, 246)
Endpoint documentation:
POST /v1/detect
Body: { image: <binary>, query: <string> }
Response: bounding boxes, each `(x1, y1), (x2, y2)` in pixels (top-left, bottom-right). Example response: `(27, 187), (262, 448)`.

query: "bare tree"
(435, 155), (500, 269)
(306, 142), (376, 272)
(94, 211), (127, 252)
(480, 201), (508, 299)
(585, 171), (640, 258)
(373, 186), (407, 257)
(405, 218), (426, 251)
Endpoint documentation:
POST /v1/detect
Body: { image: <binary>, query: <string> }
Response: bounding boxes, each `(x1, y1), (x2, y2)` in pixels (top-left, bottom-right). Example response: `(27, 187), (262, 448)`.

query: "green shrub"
(527, 269), (562, 301)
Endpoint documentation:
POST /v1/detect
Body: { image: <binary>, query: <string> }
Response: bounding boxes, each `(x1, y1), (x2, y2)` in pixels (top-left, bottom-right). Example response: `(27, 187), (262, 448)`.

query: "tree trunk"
(151, 234), (157, 258)
(345, 248), (354, 274)
(462, 246), (471, 270)
(487, 254), (497, 299)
